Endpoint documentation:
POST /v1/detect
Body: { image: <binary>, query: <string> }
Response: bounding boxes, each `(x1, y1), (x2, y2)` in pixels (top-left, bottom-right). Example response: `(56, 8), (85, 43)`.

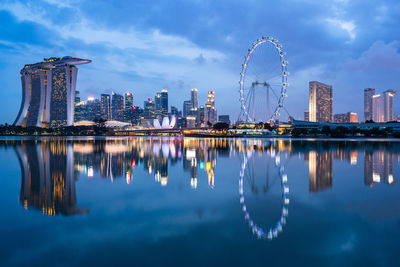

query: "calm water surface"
(0, 137), (399, 266)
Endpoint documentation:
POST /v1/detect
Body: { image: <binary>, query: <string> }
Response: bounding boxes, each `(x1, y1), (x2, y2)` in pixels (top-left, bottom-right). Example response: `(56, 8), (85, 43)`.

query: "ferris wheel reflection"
(239, 148), (289, 240)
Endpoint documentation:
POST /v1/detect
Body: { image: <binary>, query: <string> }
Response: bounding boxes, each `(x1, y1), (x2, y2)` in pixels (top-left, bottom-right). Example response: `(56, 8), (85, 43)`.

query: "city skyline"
(1, 1), (400, 123)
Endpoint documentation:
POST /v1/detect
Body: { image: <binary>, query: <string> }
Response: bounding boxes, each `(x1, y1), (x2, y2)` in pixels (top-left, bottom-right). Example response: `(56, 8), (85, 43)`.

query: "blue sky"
(0, 0), (400, 123)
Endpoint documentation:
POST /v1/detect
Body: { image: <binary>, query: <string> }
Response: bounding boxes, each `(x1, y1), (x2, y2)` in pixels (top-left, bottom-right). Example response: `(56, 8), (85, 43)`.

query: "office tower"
(205, 90), (217, 124)
(75, 91), (80, 104)
(383, 90), (396, 122)
(161, 89), (168, 117)
(154, 92), (162, 120)
(131, 106), (143, 125)
(101, 94), (111, 120)
(111, 92), (124, 121)
(14, 56), (91, 127)
(308, 151), (333, 192)
(124, 92), (133, 122)
(74, 100), (88, 122)
(191, 88), (198, 110)
(218, 115), (230, 125)
(304, 110), (309, 121)
(170, 106), (179, 117)
(364, 88), (375, 121)
(186, 116), (196, 128)
(199, 105), (205, 126)
(144, 98), (155, 120)
(372, 94), (384, 122)
(309, 81), (333, 123)
(87, 98), (101, 121)
(183, 100), (192, 118)
(334, 112), (358, 123)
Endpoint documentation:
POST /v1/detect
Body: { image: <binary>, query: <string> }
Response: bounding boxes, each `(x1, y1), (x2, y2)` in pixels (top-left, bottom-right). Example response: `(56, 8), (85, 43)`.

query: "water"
(0, 137), (399, 266)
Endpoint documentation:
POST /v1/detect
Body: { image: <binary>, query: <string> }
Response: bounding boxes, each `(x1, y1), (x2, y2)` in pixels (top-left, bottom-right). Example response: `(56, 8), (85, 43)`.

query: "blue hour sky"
(0, 0), (400, 123)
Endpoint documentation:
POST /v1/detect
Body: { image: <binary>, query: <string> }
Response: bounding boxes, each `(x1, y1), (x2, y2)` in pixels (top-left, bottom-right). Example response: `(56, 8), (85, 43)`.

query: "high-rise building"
(304, 110), (309, 121)
(131, 106), (143, 125)
(14, 56), (91, 127)
(155, 92), (162, 120)
(144, 98), (155, 120)
(74, 100), (88, 122)
(218, 115), (230, 125)
(191, 88), (198, 110)
(309, 81), (333, 123)
(199, 105), (205, 126)
(183, 100), (192, 118)
(364, 88), (375, 122)
(87, 98), (101, 121)
(101, 94), (111, 120)
(334, 112), (358, 123)
(205, 90), (217, 124)
(111, 92), (124, 121)
(170, 106), (180, 117)
(124, 92), (133, 122)
(372, 94), (384, 122)
(383, 90), (396, 122)
(75, 91), (80, 104)
(161, 89), (168, 117)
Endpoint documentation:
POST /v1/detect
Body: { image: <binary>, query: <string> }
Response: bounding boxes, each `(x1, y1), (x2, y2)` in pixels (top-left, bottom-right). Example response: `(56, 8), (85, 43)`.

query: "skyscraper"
(205, 90), (217, 123)
(383, 90), (396, 122)
(87, 98), (101, 121)
(101, 94), (111, 120)
(364, 88), (375, 122)
(183, 100), (192, 118)
(75, 91), (80, 104)
(334, 112), (358, 123)
(191, 88), (198, 110)
(124, 92), (133, 122)
(144, 98), (155, 120)
(111, 92), (124, 121)
(155, 92), (162, 120)
(304, 110), (309, 121)
(161, 89), (168, 117)
(372, 94), (384, 122)
(14, 56), (91, 127)
(309, 81), (333, 123)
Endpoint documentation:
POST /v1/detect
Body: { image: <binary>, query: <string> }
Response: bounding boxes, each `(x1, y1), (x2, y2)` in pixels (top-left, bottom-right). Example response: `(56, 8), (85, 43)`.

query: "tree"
(264, 123), (274, 131)
(213, 122), (229, 131)
(321, 126), (331, 136)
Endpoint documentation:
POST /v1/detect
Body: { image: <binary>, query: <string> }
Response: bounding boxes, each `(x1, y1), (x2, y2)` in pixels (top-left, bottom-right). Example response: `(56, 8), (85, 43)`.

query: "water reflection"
(1, 138), (399, 220)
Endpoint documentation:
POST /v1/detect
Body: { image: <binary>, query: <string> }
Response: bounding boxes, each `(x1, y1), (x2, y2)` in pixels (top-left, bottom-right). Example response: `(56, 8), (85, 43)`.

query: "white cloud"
(326, 18), (356, 42)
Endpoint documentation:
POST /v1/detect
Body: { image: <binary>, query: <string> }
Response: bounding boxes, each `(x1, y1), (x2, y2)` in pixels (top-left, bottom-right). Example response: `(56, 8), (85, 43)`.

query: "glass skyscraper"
(309, 81), (333, 123)
(111, 92), (124, 121)
(364, 88), (375, 122)
(14, 57), (91, 127)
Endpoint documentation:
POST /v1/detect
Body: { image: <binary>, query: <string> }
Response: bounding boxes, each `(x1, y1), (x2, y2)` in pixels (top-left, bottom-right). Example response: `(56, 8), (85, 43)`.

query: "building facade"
(364, 88), (375, 122)
(205, 90), (217, 124)
(161, 90), (168, 117)
(309, 81), (333, 123)
(14, 56), (91, 127)
(101, 94), (111, 120)
(218, 115), (230, 125)
(111, 92), (124, 121)
(124, 92), (133, 122)
(372, 94), (384, 122)
(383, 90), (396, 122)
(304, 110), (309, 122)
(334, 112), (358, 123)
(191, 88), (198, 110)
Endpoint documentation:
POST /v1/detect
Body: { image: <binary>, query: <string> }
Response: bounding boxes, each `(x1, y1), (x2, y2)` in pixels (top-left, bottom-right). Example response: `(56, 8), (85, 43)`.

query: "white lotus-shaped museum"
(153, 116), (176, 129)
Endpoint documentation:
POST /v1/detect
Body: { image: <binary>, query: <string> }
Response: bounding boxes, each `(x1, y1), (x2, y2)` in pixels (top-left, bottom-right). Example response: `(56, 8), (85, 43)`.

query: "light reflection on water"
(0, 137), (399, 266)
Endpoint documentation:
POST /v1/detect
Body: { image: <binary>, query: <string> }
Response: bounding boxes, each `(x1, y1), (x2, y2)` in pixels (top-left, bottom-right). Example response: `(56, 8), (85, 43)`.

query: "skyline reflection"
(0, 137), (398, 218)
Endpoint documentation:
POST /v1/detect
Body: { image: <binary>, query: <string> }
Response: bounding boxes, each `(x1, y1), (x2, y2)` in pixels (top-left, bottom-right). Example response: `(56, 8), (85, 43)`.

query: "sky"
(0, 0), (400, 123)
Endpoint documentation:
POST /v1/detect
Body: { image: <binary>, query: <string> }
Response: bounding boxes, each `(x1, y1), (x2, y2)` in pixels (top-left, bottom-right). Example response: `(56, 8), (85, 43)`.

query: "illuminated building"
(87, 97), (101, 121)
(183, 100), (192, 118)
(75, 90), (80, 104)
(14, 56), (91, 127)
(372, 94), (384, 122)
(309, 81), (333, 123)
(364, 88), (375, 121)
(308, 151), (332, 192)
(304, 110), (309, 121)
(101, 94), (111, 120)
(170, 106), (180, 117)
(74, 100), (88, 122)
(191, 88), (198, 110)
(111, 92), (124, 121)
(334, 112), (358, 123)
(383, 90), (396, 122)
(124, 92), (133, 122)
(161, 89), (168, 117)
(155, 92), (162, 120)
(205, 90), (217, 124)
(144, 98), (155, 120)
(199, 105), (205, 126)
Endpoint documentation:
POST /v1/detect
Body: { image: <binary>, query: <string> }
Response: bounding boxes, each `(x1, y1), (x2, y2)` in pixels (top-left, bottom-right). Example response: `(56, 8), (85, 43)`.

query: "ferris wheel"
(238, 37), (289, 123)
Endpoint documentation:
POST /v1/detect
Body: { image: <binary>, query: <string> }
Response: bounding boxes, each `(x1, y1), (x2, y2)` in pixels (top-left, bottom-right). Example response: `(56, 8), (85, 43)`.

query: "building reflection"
(307, 151), (333, 192)
(364, 150), (396, 186)
(15, 139), (89, 216)
(6, 137), (400, 217)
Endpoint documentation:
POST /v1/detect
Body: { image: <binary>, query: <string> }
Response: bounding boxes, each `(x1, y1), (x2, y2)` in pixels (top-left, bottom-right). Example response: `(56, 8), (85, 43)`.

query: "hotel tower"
(14, 57), (91, 127)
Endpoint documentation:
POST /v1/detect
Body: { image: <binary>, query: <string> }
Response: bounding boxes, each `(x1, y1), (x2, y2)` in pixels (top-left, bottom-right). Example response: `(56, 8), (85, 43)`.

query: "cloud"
(326, 18), (356, 42)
